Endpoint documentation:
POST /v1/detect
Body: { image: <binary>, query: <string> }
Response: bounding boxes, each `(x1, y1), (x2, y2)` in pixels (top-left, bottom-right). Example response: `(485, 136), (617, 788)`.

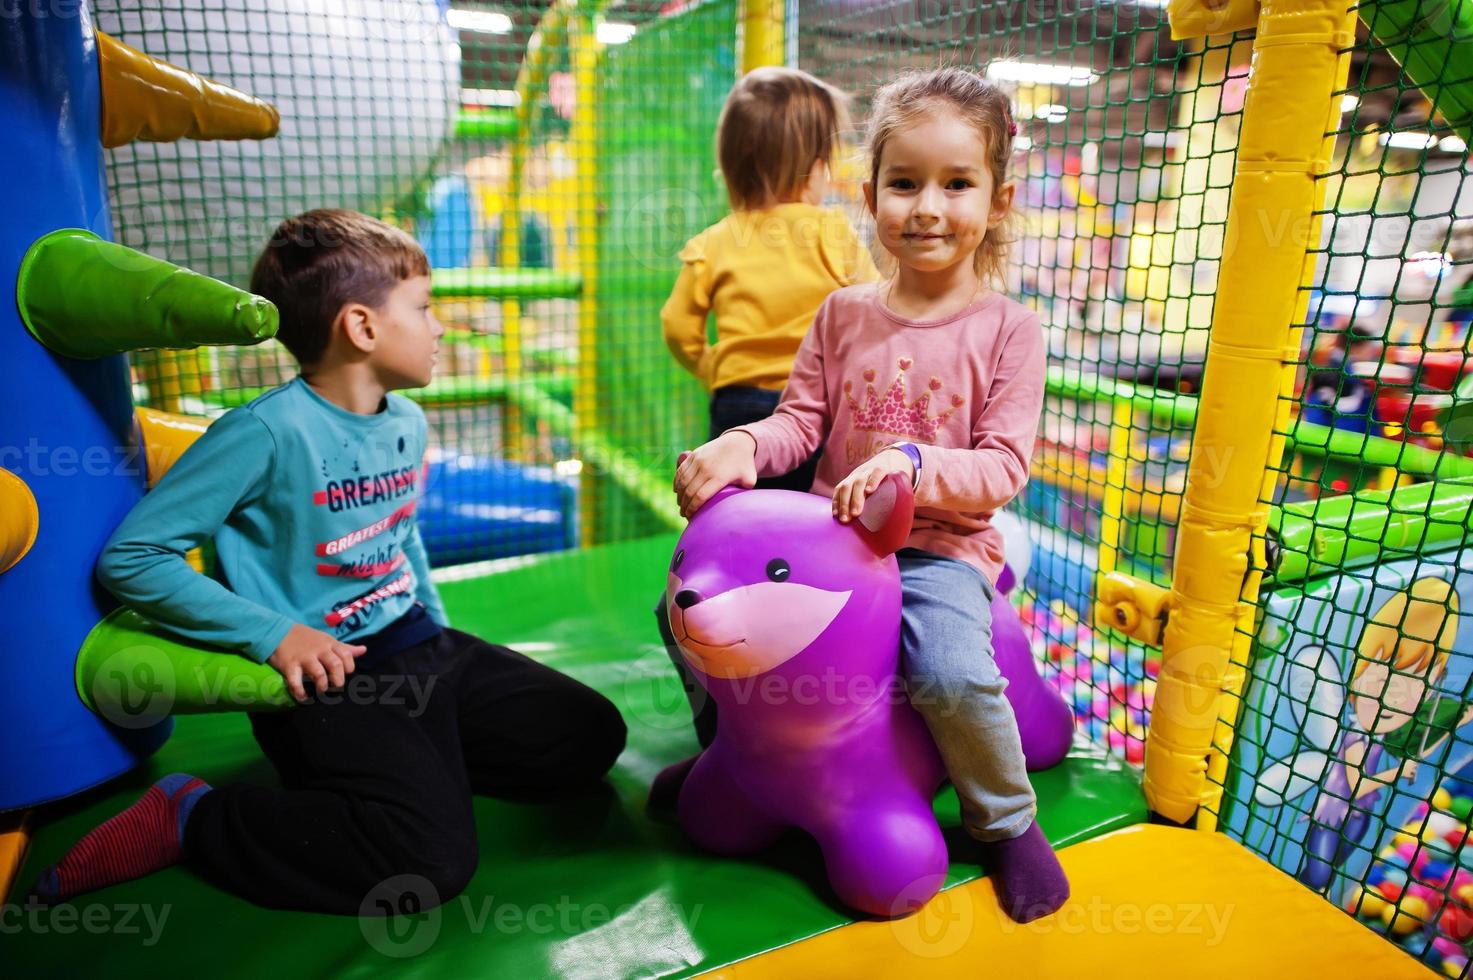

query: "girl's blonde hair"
(865, 66), (1019, 286)
(1355, 577), (1460, 680)
(717, 66), (851, 211)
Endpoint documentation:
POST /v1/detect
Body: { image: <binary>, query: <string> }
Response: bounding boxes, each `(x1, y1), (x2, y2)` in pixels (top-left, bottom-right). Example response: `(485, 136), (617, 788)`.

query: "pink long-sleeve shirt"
(733, 282), (1045, 584)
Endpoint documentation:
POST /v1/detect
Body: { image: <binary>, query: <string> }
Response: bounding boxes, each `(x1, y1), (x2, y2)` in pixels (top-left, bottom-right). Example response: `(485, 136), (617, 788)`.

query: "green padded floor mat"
(6, 536), (1145, 978)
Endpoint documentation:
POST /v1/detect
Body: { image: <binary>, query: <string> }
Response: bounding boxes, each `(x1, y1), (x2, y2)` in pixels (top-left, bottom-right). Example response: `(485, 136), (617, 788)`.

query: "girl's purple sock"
(976, 820), (1070, 922)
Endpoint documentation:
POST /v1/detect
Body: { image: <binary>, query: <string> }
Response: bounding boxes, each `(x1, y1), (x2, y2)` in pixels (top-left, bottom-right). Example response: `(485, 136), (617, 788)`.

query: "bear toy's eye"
(672, 549), (685, 571)
(766, 558), (790, 582)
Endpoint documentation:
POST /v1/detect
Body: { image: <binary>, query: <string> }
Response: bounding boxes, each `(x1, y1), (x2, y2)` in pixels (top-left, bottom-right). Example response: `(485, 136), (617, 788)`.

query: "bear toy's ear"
(853, 471), (914, 557)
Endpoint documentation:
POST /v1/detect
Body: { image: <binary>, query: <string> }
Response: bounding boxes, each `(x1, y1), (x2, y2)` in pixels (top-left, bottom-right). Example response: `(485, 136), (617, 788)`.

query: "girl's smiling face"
(864, 107), (1013, 276)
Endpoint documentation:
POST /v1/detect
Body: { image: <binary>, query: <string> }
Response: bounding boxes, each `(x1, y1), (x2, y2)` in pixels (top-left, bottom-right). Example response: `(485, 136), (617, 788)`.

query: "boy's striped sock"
(29, 773), (212, 904)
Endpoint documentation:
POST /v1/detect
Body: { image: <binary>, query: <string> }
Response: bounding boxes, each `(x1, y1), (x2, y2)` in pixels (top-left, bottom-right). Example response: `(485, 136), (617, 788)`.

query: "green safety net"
(87, 0), (1473, 971)
(1208, 2), (1473, 975)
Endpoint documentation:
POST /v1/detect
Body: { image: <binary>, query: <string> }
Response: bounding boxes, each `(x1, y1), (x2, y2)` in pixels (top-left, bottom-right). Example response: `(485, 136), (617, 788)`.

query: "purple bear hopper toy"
(665, 474), (1073, 917)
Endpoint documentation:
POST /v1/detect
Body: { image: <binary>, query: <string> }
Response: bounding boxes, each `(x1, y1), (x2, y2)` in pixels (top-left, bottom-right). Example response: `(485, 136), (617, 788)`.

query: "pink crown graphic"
(844, 358), (965, 442)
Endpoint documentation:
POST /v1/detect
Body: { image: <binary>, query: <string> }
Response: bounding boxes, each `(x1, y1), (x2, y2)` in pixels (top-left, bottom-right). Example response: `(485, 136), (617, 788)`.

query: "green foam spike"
(76, 607), (292, 725)
(17, 228), (277, 359)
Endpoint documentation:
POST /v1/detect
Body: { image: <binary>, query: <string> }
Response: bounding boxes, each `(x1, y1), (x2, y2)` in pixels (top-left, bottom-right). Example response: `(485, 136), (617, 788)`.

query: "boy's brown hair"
(717, 66), (851, 211)
(250, 209), (430, 366)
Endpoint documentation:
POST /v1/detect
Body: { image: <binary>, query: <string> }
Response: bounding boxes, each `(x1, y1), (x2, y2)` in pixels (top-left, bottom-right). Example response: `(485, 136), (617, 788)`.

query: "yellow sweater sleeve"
(661, 235), (712, 383)
(819, 209), (880, 286)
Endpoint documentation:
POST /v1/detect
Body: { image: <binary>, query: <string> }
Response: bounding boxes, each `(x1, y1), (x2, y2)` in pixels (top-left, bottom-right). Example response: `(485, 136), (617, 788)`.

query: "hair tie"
(1008, 120), (1018, 138)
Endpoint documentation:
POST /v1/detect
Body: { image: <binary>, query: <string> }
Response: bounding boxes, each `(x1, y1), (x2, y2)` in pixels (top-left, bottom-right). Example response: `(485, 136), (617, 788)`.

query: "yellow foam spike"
(135, 407), (208, 488)
(0, 810), (29, 902)
(96, 31), (279, 148)
(0, 469), (38, 574)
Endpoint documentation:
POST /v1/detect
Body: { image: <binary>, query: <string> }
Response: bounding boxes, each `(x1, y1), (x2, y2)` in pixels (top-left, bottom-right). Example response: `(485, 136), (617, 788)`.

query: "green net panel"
(1200, 1), (1473, 974)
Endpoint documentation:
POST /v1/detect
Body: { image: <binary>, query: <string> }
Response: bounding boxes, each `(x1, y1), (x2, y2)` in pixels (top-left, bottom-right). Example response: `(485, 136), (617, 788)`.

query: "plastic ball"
(1420, 860), (1454, 887)
(1380, 880), (1406, 902)
(1407, 883), (1446, 919)
(1433, 935), (1465, 960)
(1144, 658), (1160, 678)
(1457, 883), (1473, 907)
(1352, 886), (1390, 918)
(1450, 796), (1473, 822)
(1125, 740), (1145, 765)
(1441, 956), (1468, 979)
(1382, 894), (1430, 935)
(1429, 813), (1462, 839)
(1440, 903), (1473, 942)
(1446, 829), (1468, 851)
(1368, 864), (1387, 887)
(1425, 837), (1457, 860)
(1435, 788), (1455, 812)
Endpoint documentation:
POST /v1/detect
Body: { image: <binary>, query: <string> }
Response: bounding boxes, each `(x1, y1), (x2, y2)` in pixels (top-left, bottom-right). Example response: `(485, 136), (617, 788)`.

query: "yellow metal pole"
(503, 4), (572, 461)
(570, 10), (601, 548)
(741, 0), (785, 73)
(1146, 0), (1358, 827)
(1098, 401), (1135, 576)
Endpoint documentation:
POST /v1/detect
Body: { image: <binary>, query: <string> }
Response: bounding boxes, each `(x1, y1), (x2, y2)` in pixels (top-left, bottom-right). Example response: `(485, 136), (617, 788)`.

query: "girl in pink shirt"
(673, 67), (1067, 922)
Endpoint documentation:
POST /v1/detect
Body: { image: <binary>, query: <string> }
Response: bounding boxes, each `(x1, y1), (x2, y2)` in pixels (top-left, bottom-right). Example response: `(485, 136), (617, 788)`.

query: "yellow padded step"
(706, 824), (1426, 979)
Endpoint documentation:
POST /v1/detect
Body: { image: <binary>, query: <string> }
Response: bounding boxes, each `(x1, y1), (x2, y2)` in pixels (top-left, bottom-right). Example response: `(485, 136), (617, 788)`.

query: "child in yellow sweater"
(650, 66), (878, 771)
(661, 65), (878, 494)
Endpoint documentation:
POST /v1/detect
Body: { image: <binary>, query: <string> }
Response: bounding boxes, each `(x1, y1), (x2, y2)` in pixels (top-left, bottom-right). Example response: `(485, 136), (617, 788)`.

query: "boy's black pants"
(182, 628), (626, 915)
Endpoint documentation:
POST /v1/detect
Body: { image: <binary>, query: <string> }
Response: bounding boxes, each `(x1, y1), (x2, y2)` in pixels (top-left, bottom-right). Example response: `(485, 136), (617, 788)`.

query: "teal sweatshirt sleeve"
(96, 409), (296, 662)
(402, 521), (449, 627)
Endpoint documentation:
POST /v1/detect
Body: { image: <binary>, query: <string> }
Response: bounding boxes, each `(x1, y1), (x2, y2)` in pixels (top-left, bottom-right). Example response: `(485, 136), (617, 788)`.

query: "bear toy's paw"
(818, 806), (949, 918)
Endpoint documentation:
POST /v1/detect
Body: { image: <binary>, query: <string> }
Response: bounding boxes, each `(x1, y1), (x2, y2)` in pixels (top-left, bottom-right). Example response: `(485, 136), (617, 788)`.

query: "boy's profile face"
(370, 275), (443, 389)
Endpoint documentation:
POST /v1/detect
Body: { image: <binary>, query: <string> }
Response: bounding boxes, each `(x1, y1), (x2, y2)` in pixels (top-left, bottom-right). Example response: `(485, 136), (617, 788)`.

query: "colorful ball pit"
(1019, 593), (1161, 766)
(1350, 778), (1473, 974)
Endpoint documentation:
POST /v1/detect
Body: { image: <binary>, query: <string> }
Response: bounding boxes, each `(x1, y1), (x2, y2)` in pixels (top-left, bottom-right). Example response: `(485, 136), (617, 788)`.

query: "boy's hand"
(674, 431), (758, 519)
(267, 624), (368, 703)
(831, 448), (915, 523)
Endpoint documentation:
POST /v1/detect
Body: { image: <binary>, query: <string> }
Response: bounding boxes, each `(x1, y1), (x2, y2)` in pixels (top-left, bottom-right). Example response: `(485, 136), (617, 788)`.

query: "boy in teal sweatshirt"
(32, 209), (625, 915)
